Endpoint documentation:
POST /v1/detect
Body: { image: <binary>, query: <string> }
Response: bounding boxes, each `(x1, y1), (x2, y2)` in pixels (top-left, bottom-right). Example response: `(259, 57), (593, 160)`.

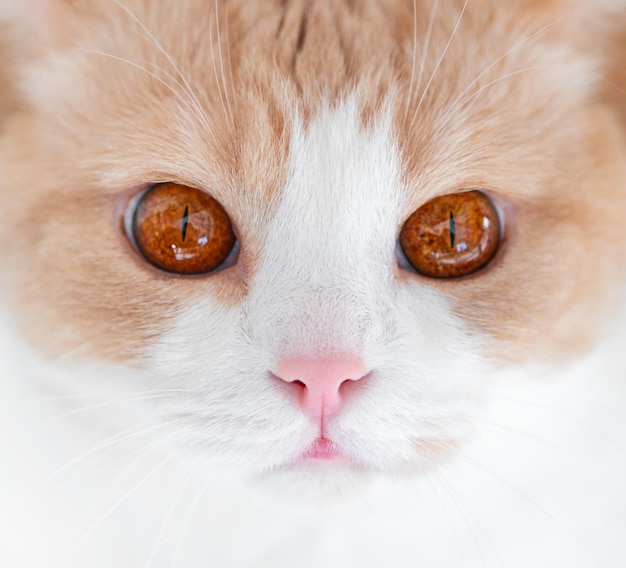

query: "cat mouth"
(302, 436), (346, 462)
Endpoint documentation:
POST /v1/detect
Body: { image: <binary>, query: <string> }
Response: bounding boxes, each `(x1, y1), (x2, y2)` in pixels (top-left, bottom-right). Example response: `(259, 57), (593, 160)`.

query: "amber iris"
(132, 183), (236, 274)
(400, 190), (500, 279)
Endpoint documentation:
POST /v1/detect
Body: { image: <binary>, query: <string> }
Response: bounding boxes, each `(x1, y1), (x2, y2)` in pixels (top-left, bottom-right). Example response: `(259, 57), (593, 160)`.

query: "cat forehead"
(19, 0), (598, 197)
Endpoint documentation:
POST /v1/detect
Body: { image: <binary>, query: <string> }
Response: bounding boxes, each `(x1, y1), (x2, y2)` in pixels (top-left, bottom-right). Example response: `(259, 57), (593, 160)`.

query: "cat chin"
(254, 461), (375, 501)
(249, 450), (460, 502)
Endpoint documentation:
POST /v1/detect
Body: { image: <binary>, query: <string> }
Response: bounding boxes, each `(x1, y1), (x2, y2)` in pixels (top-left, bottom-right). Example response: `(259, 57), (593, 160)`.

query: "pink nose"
(274, 355), (368, 422)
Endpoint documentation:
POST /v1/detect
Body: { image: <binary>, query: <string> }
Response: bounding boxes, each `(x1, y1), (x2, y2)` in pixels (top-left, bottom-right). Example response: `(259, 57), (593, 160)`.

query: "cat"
(0, 0), (625, 566)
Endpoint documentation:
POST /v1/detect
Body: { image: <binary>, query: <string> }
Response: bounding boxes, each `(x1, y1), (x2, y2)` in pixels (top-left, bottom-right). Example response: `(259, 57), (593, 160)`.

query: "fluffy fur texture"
(0, 0), (625, 566)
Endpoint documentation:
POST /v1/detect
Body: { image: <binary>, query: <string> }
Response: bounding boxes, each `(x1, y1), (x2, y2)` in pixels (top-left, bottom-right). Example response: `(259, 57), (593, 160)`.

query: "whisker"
(413, 0), (441, 115)
(25, 390), (182, 433)
(448, 13), (569, 116)
(64, 453), (176, 563)
(32, 418), (185, 490)
(427, 9), (590, 141)
(429, 64), (561, 143)
(170, 470), (211, 568)
(409, 0), (469, 132)
(208, 4), (233, 133)
(452, 65), (555, 113)
(457, 451), (609, 568)
(110, 0), (217, 143)
(77, 48), (218, 146)
(170, 473), (212, 568)
(403, 0), (419, 122)
(145, 458), (200, 567)
(129, 466), (178, 556)
(470, 417), (626, 513)
(473, 417), (581, 461)
(424, 471), (464, 557)
(78, 431), (170, 530)
(214, 0), (235, 128)
(17, 388), (196, 405)
(601, 77), (626, 97)
(484, 395), (626, 456)
(223, 0), (238, 119)
(432, 467), (490, 568)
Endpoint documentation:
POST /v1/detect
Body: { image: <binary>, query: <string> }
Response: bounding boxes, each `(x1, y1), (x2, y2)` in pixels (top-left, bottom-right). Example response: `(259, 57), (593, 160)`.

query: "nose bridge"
(243, 99), (402, 351)
(244, 206), (387, 356)
(250, 279), (374, 359)
(255, 96), (401, 290)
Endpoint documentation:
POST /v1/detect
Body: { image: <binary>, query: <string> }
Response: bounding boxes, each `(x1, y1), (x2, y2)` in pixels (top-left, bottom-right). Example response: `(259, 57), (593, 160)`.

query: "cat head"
(0, 0), (625, 483)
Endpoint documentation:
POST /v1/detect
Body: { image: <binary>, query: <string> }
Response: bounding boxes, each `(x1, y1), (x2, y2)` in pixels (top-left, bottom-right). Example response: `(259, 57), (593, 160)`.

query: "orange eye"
(131, 183), (236, 275)
(399, 190), (501, 279)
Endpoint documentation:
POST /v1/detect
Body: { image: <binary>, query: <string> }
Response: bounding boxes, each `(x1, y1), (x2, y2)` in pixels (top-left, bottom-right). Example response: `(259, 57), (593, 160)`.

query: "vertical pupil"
(182, 205), (190, 242)
(449, 211), (456, 249)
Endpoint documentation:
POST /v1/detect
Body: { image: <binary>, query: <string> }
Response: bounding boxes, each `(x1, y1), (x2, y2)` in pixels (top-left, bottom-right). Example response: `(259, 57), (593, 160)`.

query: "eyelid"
(122, 186), (152, 253)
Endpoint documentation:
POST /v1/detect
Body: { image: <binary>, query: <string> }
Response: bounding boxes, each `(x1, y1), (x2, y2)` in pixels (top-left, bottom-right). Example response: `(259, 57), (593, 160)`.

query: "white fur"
(1, 100), (625, 567)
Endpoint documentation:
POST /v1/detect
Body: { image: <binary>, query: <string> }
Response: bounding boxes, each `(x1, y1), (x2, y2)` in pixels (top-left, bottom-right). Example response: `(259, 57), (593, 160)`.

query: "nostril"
(274, 377), (308, 412)
(337, 375), (367, 402)
(339, 376), (360, 391)
(272, 354), (368, 421)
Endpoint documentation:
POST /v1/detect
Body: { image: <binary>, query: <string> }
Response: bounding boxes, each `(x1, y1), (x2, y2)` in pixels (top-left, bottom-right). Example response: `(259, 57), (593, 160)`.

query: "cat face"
(0, 0), (625, 480)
